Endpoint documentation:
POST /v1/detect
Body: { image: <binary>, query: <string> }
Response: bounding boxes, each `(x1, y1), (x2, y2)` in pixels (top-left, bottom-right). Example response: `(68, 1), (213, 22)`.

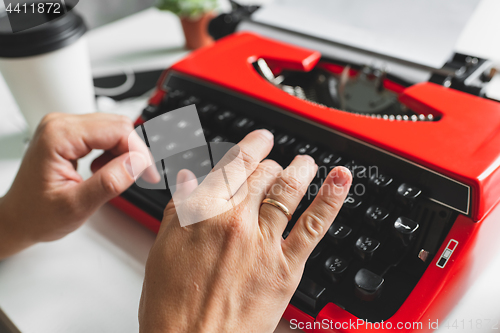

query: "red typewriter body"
(112, 33), (500, 332)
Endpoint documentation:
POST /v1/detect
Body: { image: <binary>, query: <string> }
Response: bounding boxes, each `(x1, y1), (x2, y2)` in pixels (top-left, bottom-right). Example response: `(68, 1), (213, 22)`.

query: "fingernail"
(332, 167), (351, 187)
(125, 153), (148, 179)
(301, 155), (315, 164)
(124, 157), (135, 178)
(177, 170), (187, 184)
(259, 129), (274, 140)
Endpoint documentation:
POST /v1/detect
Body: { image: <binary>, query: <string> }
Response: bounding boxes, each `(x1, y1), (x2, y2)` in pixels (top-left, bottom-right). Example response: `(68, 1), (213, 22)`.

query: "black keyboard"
(124, 72), (457, 322)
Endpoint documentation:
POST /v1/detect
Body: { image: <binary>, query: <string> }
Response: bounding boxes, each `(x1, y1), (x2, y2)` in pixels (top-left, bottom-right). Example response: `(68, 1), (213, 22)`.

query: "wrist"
(138, 294), (229, 333)
(0, 195), (36, 259)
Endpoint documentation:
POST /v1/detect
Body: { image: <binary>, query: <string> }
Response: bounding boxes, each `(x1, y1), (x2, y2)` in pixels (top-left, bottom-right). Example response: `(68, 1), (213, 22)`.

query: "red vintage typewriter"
(110, 26), (500, 333)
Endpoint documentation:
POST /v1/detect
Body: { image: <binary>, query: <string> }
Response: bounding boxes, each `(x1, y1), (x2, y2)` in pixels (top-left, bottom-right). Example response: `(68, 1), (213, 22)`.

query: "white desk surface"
(1, 4), (500, 333)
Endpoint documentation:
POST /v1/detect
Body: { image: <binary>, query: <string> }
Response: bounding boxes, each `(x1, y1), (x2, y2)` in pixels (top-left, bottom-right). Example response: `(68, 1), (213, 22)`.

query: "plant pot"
(180, 12), (215, 50)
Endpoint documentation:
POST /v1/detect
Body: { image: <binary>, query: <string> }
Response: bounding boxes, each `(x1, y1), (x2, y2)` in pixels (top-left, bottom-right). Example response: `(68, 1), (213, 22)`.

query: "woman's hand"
(0, 113), (158, 259)
(139, 130), (352, 333)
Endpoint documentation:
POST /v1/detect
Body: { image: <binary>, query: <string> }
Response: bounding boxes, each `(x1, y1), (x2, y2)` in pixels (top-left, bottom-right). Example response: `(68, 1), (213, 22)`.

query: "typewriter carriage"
(253, 57), (442, 121)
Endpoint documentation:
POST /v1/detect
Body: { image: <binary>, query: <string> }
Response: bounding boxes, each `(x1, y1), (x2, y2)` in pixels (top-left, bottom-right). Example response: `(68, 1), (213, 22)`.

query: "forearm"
(0, 195), (35, 260)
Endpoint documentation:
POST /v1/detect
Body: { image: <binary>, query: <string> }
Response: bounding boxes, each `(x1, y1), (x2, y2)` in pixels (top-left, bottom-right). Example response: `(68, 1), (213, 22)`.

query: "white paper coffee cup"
(0, 9), (95, 134)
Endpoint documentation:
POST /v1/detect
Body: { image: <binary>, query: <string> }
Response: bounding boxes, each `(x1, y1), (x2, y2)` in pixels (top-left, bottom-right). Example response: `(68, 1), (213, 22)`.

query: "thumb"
(75, 152), (149, 212)
(172, 169), (199, 202)
(161, 169), (199, 231)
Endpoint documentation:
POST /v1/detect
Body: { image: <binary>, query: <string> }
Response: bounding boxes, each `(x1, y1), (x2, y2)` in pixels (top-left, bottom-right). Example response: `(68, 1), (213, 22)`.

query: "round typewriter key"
(341, 194), (363, 216)
(198, 103), (219, 120)
(327, 219), (352, 246)
(214, 110), (236, 127)
(393, 216), (419, 245)
(210, 135), (228, 143)
(161, 90), (186, 111)
(231, 117), (256, 139)
(355, 236), (380, 261)
(318, 151), (342, 167)
(198, 128), (211, 139)
(256, 125), (276, 134)
(142, 105), (160, 121)
(178, 95), (201, 108)
(324, 255), (349, 283)
(396, 183), (422, 207)
(368, 172), (393, 193)
(365, 205), (390, 229)
(294, 142), (320, 159)
(273, 133), (297, 164)
(232, 117), (255, 130)
(275, 133), (297, 152)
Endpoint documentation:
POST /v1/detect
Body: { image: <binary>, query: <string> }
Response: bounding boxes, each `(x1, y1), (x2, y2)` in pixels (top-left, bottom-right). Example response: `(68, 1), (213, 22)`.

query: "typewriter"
(111, 12), (500, 333)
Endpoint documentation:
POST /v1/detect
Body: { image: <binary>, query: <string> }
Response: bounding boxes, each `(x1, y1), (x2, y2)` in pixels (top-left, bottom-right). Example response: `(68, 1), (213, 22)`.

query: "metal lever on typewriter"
(254, 58), (308, 100)
(254, 58), (437, 122)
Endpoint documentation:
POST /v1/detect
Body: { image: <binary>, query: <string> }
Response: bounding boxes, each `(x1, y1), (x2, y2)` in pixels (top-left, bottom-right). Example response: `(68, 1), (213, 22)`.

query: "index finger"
(41, 113), (160, 183)
(282, 167), (352, 268)
(196, 129), (274, 200)
(40, 113), (135, 158)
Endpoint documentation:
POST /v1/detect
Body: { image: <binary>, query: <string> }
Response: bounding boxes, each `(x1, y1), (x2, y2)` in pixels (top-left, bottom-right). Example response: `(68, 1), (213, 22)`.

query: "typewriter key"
(393, 216), (419, 245)
(327, 219), (352, 246)
(354, 269), (384, 301)
(324, 255), (349, 283)
(355, 236), (380, 261)
(365, 205), (390, 230)
(396, 183), (422, 207)
(295, 277), (326, 311)
(368, 172), (393, 193)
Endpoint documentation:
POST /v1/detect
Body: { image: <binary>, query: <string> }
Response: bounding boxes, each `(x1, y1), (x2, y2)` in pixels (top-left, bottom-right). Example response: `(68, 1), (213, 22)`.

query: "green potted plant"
(157, 0), (217, 50)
